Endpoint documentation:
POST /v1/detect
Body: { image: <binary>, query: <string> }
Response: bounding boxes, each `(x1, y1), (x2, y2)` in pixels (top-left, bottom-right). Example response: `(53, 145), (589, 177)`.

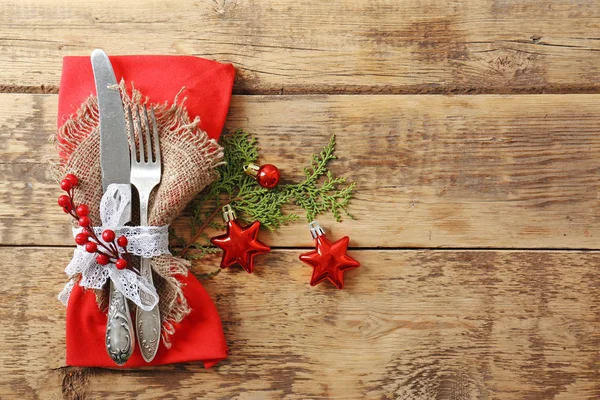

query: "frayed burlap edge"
(50, 81), (224, 347)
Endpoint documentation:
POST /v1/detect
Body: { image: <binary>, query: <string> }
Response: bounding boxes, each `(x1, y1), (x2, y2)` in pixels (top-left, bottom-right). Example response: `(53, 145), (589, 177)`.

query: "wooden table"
(2, 1), (600, 399)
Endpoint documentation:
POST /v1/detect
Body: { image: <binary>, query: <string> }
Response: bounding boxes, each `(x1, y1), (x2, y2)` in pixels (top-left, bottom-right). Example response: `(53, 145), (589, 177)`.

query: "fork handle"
(135, 192), (161, 362)
(136, 257), (161, 362)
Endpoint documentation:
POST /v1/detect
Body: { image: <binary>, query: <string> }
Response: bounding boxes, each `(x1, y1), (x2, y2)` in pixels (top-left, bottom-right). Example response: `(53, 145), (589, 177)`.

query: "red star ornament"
(211, 219), (271, 273)
(299, 222), (360, 289)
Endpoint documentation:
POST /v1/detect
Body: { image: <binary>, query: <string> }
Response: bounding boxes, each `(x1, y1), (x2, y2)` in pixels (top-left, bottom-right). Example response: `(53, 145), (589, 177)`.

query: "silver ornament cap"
(308, 220), (325, 239)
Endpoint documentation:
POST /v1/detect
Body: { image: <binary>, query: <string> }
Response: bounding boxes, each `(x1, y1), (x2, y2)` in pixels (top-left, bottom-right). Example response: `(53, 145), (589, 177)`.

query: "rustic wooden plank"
(2, 247), (600, 399)
(1, 0), (600, 94)
(0, 247), (66, 399)
(2, 93), (600, 249)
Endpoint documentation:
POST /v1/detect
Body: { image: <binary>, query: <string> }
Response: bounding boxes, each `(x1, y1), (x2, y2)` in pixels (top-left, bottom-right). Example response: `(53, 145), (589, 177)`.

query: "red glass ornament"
(60, 179), (73, 191)
(85, 241), (98, 253)
(299, 221), (360, 289)
(64, 174), (79, 187)
(117, 236), (128, 248)
(58, 195), (71, 208)
(96, 254), (110, 265)
(76, 204), (89, 217)
(102, 229), (116, 243)
(210, 205), (271, 273)
(244, 163), (280, 189)
(75, 232), (89, 246)
(115, 258), (128, 270)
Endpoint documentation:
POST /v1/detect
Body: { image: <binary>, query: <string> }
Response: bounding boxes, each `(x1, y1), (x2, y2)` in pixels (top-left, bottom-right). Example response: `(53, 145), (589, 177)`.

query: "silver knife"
(91, 49), (135, 366)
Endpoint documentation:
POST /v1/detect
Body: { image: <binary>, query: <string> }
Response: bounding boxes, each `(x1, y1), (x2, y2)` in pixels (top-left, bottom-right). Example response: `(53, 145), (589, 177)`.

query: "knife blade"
(92, 50), (131, 193)
(91, 49), (135, 366)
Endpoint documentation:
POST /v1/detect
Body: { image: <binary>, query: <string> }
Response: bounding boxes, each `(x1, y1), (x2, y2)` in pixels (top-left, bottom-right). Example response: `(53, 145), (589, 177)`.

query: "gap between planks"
(5, 244), (600, 252)
(3, 84), (600, 96)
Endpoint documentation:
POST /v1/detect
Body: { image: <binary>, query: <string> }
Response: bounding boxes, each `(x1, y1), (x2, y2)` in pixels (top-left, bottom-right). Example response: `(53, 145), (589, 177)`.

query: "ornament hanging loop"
(222, 204), (237, 223)
(308, 220), (325, 239)
(243, 163), (260, 177)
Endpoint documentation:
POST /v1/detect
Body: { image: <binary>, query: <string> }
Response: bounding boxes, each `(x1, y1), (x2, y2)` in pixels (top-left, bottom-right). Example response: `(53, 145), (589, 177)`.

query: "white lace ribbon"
(58, 184), (170, 312)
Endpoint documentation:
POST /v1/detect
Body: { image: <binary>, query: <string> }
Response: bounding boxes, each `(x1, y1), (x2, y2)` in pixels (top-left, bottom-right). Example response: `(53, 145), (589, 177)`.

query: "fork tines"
(127, 105), (161, 165)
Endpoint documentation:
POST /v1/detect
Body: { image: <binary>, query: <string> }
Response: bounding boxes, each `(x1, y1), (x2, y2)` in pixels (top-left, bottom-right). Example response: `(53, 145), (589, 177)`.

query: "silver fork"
(128, 105), (162, 363)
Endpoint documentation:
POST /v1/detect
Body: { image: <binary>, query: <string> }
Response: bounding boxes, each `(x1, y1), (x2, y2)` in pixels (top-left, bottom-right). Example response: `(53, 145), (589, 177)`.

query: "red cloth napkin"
(58, 55), (235, 143)
(59, 55), (235, 368)
(67, 274), (227, 368)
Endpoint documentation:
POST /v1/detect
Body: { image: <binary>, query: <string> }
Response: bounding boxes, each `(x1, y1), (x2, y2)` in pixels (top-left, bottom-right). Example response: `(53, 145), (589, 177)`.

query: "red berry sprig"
(57, 174), (133, 272)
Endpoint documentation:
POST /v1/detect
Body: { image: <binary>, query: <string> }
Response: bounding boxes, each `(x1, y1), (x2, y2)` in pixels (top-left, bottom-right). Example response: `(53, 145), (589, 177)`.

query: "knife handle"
(105, 280), (135, 365)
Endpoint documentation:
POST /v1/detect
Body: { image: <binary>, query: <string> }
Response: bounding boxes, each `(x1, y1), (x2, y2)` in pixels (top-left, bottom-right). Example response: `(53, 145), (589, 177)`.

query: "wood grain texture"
(1, 0), (600, 94)
(2, 2), (600, 396)
(2, 247), (600, 399)
(2, 93), (599, 248)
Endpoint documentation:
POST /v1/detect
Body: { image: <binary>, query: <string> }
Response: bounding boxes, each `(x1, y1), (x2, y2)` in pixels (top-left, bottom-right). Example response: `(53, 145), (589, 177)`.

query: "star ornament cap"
(210, 205), (271, 273)
(299, 221), (360, 289)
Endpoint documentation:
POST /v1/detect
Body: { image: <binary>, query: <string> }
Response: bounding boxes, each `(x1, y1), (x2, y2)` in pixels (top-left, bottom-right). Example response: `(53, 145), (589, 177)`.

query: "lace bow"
(58, 184), (170, 311)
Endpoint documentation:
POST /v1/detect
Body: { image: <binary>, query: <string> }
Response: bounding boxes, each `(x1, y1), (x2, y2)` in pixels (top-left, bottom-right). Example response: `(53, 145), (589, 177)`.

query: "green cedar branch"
(176, 129), (355, 262)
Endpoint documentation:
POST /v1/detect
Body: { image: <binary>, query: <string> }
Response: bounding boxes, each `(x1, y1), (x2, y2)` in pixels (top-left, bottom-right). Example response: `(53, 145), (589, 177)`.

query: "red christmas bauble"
(245, 163), (281, 189)
(257, 164), (280, 189)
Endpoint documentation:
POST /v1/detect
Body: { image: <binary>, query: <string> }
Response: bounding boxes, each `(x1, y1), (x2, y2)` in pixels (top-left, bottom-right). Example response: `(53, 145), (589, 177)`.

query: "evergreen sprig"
(176, 129), (355, 262)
